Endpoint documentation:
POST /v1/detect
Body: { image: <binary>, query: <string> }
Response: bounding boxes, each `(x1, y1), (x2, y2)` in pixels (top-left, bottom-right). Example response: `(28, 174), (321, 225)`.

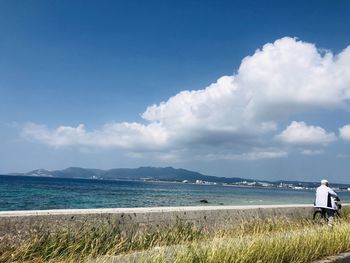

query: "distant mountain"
(15, 169), (53, 177)
(9, 166), (254, 184)
(8, 167), (348, 188)
(51, 167), (105, 178)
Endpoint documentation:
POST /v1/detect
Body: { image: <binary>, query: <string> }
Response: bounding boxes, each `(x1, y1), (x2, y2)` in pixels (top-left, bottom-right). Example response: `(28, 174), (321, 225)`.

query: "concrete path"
(0, 204), (314, 217)
(313, 252), (350, 263)
(92, 250), (350, 263)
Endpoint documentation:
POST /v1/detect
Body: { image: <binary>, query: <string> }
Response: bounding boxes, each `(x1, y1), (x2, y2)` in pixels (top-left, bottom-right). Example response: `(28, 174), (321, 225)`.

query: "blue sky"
(1, 0), (350, 183)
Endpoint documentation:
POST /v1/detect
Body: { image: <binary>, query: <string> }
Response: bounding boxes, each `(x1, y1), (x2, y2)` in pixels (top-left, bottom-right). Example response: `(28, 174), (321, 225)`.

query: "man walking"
(315, 179), (339, 227)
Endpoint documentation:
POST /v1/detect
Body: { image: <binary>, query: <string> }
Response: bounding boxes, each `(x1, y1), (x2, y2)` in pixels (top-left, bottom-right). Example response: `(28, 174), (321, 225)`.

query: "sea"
(1, 175), (350, 211)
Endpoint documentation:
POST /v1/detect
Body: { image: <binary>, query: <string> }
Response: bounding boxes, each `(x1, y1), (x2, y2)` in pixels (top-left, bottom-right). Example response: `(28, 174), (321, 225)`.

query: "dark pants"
(325, 208), (335, 227)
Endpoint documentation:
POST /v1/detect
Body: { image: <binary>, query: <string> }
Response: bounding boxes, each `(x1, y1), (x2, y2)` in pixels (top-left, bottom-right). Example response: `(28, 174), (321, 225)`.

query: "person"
(314, 179), (339, 227)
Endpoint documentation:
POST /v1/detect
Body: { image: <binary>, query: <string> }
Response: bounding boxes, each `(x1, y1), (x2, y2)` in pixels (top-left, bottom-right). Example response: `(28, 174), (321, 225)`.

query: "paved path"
(0, 204), (314, 217)
(313, 252), (350, 263)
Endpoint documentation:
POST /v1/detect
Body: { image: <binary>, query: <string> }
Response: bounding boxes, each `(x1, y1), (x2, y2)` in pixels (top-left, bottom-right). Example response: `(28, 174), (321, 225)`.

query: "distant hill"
(9, 166), (254, 184)
(8, 167), (349, 189)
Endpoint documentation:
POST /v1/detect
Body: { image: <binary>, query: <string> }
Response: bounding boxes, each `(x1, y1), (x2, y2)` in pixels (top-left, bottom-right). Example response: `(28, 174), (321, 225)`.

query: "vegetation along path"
(1, 209), (350, 262)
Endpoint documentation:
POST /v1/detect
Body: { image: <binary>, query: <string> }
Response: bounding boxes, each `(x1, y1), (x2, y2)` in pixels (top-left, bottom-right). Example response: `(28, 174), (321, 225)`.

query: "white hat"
(321, 179), (329, 185)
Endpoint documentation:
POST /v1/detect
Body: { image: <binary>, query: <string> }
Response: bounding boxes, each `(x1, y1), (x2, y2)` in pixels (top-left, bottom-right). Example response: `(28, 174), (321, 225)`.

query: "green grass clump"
(139, 211), (350, 263)
(0, 221), (203, 263)
(158, 223), (350, 263)
(1, 209), (350, 262)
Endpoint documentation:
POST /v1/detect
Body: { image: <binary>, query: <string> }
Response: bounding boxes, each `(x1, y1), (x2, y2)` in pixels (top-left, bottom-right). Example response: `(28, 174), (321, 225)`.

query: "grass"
(149, 223), (350, 263)
(1, 209), (350, 262)
(0, 221), (203, 263)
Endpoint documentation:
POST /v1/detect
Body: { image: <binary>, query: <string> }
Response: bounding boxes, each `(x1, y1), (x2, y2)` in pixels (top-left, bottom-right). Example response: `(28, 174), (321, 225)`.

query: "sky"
(1, 0), (350, 183)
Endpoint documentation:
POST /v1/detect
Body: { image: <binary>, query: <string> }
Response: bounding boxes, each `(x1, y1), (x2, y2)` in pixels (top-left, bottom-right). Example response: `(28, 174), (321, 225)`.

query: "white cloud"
(300, 149), (325, 155)
(205, 149), (288, 161)
(22, 37), (350, 160)
(336, 153), (350, 158)
(339, 124), (350, 141)
(276, 121), (336, 146)
(22, 122), (170, 150)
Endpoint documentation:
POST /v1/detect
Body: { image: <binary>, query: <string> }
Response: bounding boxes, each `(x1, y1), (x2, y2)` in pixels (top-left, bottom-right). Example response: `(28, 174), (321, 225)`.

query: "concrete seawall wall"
(0, 204), (323, 246)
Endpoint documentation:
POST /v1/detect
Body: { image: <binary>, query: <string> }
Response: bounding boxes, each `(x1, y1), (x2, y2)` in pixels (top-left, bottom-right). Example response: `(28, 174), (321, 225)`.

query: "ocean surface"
(1, 175), (350, 211)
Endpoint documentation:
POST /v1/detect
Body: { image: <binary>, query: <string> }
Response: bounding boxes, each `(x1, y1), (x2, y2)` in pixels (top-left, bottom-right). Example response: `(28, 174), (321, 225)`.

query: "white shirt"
(315, 185), (338, 210)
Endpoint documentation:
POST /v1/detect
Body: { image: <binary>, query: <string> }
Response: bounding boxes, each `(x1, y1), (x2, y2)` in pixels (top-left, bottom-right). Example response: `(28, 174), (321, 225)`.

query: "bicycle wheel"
(313, 210), (327, 224)
(335, 210), (341, 219)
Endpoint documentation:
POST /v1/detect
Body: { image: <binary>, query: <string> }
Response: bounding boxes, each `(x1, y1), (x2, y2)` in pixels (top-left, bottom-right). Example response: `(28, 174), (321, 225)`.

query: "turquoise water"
(1, 175), (350, 211)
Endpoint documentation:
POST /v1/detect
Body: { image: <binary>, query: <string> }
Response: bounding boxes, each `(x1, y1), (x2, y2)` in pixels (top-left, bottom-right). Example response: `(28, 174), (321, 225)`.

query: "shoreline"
(2, 174), (349, 191)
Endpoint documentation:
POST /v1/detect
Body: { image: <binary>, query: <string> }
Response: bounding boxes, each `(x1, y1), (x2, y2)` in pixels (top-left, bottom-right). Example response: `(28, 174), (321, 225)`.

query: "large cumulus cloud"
(22, 37), (350, 160)
(339, 124), (350, 142)
(276, 121), (336, 146)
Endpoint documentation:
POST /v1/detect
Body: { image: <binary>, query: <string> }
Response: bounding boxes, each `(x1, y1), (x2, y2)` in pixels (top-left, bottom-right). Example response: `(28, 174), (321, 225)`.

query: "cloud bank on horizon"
(22, 37), (350, 160)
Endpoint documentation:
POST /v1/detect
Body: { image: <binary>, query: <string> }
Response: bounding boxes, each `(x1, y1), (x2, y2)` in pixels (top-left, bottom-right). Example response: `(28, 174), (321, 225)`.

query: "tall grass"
(1, 210), (350, 262)
(0, 221), (203, 263)
(141, 210), (350, 263)
(152, 223), (350, 263)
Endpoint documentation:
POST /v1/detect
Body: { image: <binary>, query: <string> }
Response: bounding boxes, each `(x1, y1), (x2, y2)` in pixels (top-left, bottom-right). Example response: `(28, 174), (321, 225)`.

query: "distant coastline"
(4, 166), (350, 191)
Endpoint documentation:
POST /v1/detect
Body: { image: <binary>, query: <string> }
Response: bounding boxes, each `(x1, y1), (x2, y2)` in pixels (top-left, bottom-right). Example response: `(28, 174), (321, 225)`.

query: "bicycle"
(313, 199), (341, 224)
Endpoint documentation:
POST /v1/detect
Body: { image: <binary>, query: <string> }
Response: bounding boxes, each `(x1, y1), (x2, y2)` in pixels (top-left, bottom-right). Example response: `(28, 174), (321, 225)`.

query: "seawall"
(0, 204), (323, 246)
